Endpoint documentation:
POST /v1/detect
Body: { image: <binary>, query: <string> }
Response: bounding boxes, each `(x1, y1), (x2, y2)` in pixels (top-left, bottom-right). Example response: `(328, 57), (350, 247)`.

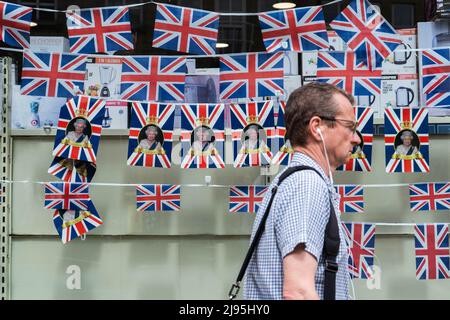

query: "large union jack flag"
(0, 1), (32, 49)
(229, 185), (269, 213)
(127, 102), (175, 168)
(44, 182), (90, 211)
(53, 96), (106, 163)
(66, 6), (133, 54)
(152, 3), (219, 55)
(335, 185), (365, 213)
(21, 51), (87, 98)
(316, 51), (381, 97)
(337, 107), (373, 172)
(425, 92), (450, 109)
(421, 48), (450, 96)
(180, 104), (225, 169)
(53, 203), (103, 244)
(414, 223), (450, 280)
(121, 55), (186, 102)
(230, 101), (275, 168)
(220, 52), (284, 100)
(329, 0), (402, 70)
(271, 101), (294, 166)
(48, 157), (97, 183)
(409, 183), (450, 212)
(384, 108), (429, 173)
(342, 222), (376, 279)
(136, 184), (181, 212)
(258, 6), (328, 53)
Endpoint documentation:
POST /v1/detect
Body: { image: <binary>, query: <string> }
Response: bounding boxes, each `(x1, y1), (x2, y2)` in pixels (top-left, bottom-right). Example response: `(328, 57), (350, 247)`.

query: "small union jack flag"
(152, 3), (219, 55)
(121, 55), (186, 102)
(136, 184), (181, 212)
(271, 101), (294, 166)
(48, 157), (97, 183)
(409, 183), (450, 212)
(229, 186), (269, 213)
(0, 1), (32, 49)
(220, 52), (284, 100)
(330, 0), (402, 70)
(316, 51), (381, 97)
(414, 223), (450, 280)
(44, 182), (90, 211)
(342, 222), (376, 279)
(66, 6), (133, 54)
(384, 108), (429, 173)
(337, 107), (374, 172)
(421, 48), (450, 96)
(21, 51), (87, 98)
(258, 6), (329, 52)
(335, 185), (365, 213)
(53, 203), (103, 244)
(52, 96), (106, 163)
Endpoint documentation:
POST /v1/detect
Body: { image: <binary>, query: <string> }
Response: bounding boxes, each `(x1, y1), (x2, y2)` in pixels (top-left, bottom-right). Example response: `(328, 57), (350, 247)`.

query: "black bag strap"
(228, 165), (340, 300)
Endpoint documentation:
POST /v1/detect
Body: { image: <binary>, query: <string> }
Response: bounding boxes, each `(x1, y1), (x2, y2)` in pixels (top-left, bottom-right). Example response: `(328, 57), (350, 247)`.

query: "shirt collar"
(289, 151), (333, 189)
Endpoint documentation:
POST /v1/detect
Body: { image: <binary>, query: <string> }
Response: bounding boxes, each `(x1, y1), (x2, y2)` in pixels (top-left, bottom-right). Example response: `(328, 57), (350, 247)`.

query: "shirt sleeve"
(274, 170), (331, 261)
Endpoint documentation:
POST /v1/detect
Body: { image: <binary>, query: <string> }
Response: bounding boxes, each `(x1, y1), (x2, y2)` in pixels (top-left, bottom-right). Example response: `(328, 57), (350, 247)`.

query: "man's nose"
(352, 132), (361, 145)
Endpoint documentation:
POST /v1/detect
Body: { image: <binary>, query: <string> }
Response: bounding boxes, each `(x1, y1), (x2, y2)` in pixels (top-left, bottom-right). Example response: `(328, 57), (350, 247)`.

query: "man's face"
(403, 135), (412, 146)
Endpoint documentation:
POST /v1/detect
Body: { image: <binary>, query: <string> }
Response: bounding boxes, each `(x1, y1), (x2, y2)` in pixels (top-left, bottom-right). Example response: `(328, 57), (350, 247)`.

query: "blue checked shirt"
(243, 152), (350, 300)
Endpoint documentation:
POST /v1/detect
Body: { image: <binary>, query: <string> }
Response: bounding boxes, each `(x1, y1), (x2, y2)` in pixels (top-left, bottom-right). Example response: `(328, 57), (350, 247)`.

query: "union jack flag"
(220, 52), (284, 100)
(152, 3), (219, 55)
(329, 0), (402, 70)
(409, 183), (450, 212)
(44, 182), (90, 211)
(335, 185), (365, 213)
(136, 184), (181, 212)
(342, 222), (376, 279)
(121, 56), (186, 102)
(337, 107), (373, 172)
(21, 51), (87, 98)
(384, 108), (429, 173)
(48, 157), (97, 183)
(127, 102), (175, 168)
(271, 101), (294, 166)
(0, 1), (32, 49)
(53, 203), (103, 244)
(316, 51), (381, 97)
(52, 96), (106, 163)
(414, 223), (450, 280)
(66, 6), (133, 54)
(180, 104), (225, 169)
(421, 49), (450, 96)
(425, 92), (450, 108)
(229, 185), (269, 213)
(258, 6), (329, 53)
(230, 101), (275, 168)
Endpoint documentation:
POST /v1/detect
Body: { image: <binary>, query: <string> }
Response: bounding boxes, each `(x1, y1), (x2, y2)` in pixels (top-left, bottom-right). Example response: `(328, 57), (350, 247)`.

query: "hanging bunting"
(230, 101), (275, 167)
(127, 102), (175, 168)
(48, 156), (97, 183)
(335, 185), (365, 213)
(44, 182), (90, 211)
(421, 48), (450, 96)
(180, 103), (225, 169)
(271, 101), (294, 166)
(152, 3), (219, 55)
(0, 1), (32, 49)
(136, 184), (181, 212)
(53, 202), (103, 244)
(316, 51), (381, 98)
(337, 106), (373, 172)
(21, 51), (87, 98)
(258, 6), (329, 53)
(229, 186), (268, 213)
(66, 6), (133, 54)
(409, 183), (450, 212)
(329, 0), (402, 70)
(414, 223), (450, 280)
(342, 222), (376, 279)
(120, 55), (186, 102)
(384, 108), (430, 173)
(219, 52), (284, 100)
(52, 96), (106, 163)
